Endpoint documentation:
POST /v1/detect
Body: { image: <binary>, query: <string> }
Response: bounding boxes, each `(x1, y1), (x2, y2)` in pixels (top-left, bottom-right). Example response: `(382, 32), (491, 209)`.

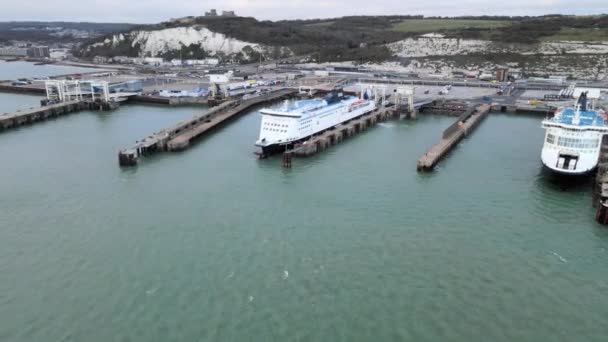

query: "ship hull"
(540, 128), (603, 177)
(541, 162), (596, 177)
(256, 94), (376, 156)
(260, 143), (288, 156)
(539, 92), (608, 178)
(257, 111), (375, 156)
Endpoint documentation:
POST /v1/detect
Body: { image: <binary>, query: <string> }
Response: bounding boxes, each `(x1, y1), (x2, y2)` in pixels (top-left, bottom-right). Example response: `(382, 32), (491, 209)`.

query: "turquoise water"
(1, 81), (608, 340)
(0, 92), (42, 114)
(0, 60), (105, 80)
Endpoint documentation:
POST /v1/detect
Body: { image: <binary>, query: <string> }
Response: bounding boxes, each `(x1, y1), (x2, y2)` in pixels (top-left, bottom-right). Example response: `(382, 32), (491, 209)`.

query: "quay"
(594, 137), (608, 224)
(491, 103), (556, 115)
(421, 100), (469, 116)
(279, 86), (424, 167)
(118, 88), (297, 166)
(130, 95), (220, 106)
(417, 104), (491, 171)
(0, 83), (46, 95)
(282, 107), (396, 166)
(0, 101), (88, 131)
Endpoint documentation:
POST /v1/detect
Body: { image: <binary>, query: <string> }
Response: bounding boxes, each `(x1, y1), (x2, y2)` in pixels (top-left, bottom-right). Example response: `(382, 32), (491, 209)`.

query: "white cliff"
(389, 35), (608, 57)
(129, 27), (262, 57)
(86, 26), (278, 58)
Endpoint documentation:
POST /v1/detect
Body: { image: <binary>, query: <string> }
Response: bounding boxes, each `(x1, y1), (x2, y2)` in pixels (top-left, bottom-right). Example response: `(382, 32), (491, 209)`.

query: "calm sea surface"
(0, 60), (105, 80)
(1, 62), (608, 342)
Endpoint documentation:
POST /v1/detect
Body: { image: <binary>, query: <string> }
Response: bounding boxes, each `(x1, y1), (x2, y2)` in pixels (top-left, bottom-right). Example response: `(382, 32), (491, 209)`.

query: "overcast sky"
(2, 0), (608, 23)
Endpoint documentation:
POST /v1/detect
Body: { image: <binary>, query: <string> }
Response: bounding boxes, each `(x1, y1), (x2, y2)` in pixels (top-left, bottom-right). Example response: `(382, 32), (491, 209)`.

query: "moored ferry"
(255, 88), (376, 156)
(541, 92), (608, 176)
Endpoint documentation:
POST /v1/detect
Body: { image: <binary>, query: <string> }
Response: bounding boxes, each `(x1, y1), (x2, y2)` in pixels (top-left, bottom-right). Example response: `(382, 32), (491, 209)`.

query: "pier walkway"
(0, 83), (46, 95)
(594, 136), (608, 224)
(417, 104), (490, 171)
(119, 88), (297, 166)
(0, 101), (87, 131)
(281, 107), (395, 166)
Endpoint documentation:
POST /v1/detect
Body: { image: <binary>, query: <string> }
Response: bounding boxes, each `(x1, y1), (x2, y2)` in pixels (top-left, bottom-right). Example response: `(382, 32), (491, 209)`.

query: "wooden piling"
(287, 107), (392, 159)
(118, 149), (138, 167)
(282, 152), (292, 168)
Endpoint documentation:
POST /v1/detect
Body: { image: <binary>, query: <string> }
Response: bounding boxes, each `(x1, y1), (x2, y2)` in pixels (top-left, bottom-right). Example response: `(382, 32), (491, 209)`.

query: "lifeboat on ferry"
(349, 100), (365, 112)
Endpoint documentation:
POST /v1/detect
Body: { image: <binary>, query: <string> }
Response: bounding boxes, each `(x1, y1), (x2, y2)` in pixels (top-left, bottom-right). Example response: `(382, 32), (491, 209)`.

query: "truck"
(227, 82), (251, 91)
(528, 100), (545, 105)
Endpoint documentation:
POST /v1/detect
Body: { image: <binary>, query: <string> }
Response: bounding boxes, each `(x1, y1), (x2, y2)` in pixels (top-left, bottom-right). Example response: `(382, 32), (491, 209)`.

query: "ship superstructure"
(541, 92), (608, 175)
(256, 88), (376, 155)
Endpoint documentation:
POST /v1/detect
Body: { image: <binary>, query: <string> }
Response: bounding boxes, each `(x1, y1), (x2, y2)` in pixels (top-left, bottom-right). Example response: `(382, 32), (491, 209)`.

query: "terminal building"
(28, 46), (50, 58)
(0, 46), (50, 58)
(0, 47), (29, 57)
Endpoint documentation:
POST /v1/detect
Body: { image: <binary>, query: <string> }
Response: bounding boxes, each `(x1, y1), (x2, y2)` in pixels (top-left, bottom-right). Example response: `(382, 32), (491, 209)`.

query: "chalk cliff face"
(130, 27), (261, 56)
(83, 25), (291, 61)
(388, 35), (608, 57)
(389, 37), (491, 57)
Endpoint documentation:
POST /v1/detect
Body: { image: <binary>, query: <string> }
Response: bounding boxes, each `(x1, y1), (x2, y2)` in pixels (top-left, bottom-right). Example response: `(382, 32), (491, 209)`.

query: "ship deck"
(274, 96), (359, 118)
(550, 108), (606, 127)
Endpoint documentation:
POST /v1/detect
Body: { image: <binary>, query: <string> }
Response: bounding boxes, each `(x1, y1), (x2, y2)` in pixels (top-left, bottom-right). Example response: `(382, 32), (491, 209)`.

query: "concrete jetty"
(0, 83), (46, 95)
(417, 104), (490, 171)
(282, 107), (395, 166)
(491, 103), (556, 115)
(168, 89), (296, 151)
(593, 136), (608, 224)
(165, 102), (240, 151)
(129, 95), (211, 106)
(0, 101), (88, 131)
(119, 88), (297, 166)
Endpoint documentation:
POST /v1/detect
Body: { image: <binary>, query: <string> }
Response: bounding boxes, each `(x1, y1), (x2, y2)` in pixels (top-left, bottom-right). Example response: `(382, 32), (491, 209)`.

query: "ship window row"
(553, 136), (599, 149)
(546, 125), (607, 133)
(264, 122), (288, 128)
(299, 124), (312, 131)
(263, 128), (287, 133)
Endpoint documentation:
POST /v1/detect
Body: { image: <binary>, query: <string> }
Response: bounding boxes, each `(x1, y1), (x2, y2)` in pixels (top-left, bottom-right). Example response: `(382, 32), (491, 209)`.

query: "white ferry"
(541, 92), (608, 175)
(255, 89), (376, 156)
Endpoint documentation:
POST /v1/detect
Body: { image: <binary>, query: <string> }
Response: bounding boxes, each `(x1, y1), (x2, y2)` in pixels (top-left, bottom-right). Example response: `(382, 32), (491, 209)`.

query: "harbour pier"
(130, 95), (215, 106)
(118, 88), (297, 166)
(594, 136), (608, 224)
(282, 107), (395, 167)
(0, 101), (88, 131)
(0, 83), (46, 95)
(417, 104), (491, 171)
(491, 103), (557, 115)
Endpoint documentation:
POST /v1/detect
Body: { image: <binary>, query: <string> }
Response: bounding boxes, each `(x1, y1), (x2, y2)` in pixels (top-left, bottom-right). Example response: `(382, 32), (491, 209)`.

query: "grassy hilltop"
(78, 14), (608, 63)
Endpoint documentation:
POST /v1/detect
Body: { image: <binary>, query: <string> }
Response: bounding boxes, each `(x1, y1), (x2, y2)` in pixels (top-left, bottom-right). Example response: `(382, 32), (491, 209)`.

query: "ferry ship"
(255, 89), (376, 156)
(541, 92), (608, 176)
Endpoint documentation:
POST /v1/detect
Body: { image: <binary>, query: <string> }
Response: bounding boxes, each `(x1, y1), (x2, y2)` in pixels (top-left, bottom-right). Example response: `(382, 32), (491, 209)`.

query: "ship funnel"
(578, 91), (588, 112)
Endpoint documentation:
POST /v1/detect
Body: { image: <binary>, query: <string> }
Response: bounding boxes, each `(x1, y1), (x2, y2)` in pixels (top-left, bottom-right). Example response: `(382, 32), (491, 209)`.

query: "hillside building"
(0, 47), (29, 57)
(28, 46), (50, 58)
